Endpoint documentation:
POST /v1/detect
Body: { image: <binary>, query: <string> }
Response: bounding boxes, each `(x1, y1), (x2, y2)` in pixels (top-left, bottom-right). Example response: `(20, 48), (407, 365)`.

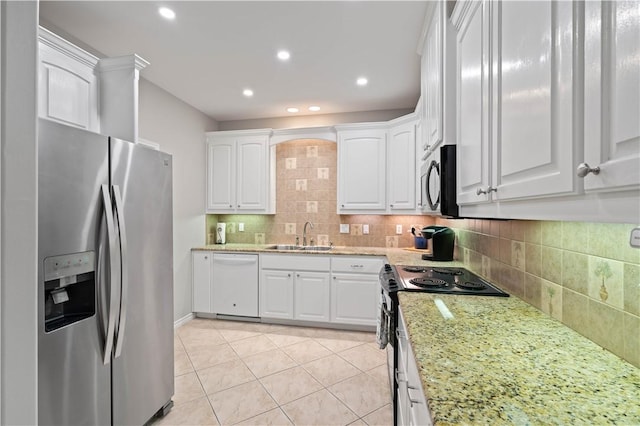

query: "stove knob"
(388, 278), (398, 288)
(384, 264), (393, 272)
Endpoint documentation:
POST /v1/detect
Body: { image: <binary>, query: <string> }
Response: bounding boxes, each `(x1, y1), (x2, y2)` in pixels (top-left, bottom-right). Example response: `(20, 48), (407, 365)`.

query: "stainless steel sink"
(267, 244), (332, 251)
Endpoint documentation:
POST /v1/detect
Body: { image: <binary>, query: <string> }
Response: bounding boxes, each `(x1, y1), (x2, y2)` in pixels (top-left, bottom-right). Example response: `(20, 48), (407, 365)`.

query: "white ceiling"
(39, 1), (428, 122)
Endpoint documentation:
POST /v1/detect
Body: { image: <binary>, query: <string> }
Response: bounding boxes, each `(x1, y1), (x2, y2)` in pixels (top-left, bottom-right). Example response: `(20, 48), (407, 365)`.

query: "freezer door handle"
(101, 184), (119, 365)
(112, 185), (128, 358)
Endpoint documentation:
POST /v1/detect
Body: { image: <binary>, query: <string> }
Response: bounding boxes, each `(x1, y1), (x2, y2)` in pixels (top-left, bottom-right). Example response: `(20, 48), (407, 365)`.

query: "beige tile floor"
(151, 318), (392, 426)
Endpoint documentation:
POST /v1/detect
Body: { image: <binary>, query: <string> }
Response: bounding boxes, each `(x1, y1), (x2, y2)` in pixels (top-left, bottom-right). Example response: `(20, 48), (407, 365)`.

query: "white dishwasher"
(212, 253), (259, 317)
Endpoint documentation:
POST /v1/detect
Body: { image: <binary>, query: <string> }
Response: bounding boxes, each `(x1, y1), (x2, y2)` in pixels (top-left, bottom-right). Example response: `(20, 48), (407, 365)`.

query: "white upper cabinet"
(422, 1), (444, 153)
(336, 124), (387, 212)
(453, 0), (491, 206)
(492, 0), (577, 201)
(388, 116), (417, 211)
(205, 129), (272, 214)
(583, 1), (640, 193)
(38, 27), (99, 132)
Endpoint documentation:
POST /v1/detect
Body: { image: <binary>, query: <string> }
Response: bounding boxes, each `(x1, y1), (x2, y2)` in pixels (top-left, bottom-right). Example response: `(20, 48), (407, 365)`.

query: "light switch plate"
(363, 224), (369, 234)
(631, 227), (640, 248)
(340, 224), (350, 234)
(396, 224), (402, 235)
(238, 223), (244, 232)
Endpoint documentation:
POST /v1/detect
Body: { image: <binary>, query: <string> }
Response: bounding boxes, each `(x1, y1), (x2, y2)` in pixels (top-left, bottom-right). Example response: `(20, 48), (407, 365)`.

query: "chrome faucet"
(303, 221), (314, 246)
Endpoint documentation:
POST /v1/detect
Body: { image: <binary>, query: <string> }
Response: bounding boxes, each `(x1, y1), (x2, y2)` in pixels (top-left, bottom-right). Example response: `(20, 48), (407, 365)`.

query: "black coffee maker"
(420, 226), (455, 261)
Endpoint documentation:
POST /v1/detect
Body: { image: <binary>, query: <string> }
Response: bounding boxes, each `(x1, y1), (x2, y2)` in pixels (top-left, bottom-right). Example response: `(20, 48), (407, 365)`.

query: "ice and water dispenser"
(43, 251), (96, 332)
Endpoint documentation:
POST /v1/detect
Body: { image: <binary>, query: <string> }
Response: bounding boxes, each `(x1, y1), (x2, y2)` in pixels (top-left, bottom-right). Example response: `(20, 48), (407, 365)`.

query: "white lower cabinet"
(397, 308), (432, 426)
(330, 256), (385, 326)
(192, 251), (213, 313)
(260, 254), (331, 322)
(260, 270), (294, 319)
(294, 272), (331, 322)
(259, 254), (385, 327)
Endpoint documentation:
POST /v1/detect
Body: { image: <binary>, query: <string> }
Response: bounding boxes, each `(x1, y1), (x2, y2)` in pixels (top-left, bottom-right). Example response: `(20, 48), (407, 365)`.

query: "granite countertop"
(398, 292), (640, 425)
(192, 243), (405, 258)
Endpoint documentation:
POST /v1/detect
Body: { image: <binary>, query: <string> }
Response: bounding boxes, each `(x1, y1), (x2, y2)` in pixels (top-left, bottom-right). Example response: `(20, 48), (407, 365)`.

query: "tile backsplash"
(434, 217), (640, 368)
(204, 139), (639, 368)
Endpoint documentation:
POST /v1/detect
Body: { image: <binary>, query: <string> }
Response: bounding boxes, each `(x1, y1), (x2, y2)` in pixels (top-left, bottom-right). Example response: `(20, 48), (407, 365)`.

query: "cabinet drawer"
(260, 254), (330, 271)
(331, 256), (385, 274)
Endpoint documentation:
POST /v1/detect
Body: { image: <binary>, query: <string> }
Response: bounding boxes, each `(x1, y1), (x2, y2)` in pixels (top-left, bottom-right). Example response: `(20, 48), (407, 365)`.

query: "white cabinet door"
(294, 272), (331, 322)
(212, 254), (258, 317)
(192, 252), (212, 313)
(331, 273), (378, 326)
(38, 29), (99, 131)
(237, 136), (267, 210)
(454, 0), (492, 205)
(584, 1), (640, 192)
(493, 0), (576, 200)
(423, 1), (443, 152)
(337, 128), (387, 212)
(206, 140), (235, 212)
(260, 270), (294, 319)
(388, 121), (416, 211)
(205, 130), (271, 214)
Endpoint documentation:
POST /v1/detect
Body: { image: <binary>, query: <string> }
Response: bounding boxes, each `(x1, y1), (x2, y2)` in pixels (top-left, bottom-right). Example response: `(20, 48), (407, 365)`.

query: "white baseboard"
(174, 313), (195, 329)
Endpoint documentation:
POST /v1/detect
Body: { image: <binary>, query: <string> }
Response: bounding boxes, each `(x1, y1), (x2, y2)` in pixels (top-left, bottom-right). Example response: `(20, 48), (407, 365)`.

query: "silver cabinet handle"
(476, 186), (497, 195)
(229, 204), (233, 208)
(577, 162), (600, 177)
(112, 185), (128, 359)
(390, 204), (394, 208)
(351, 264), (364, 268)
(288, 273), (291, 277)
(395, 369), (406, 383)
(100, 185), (118, 365)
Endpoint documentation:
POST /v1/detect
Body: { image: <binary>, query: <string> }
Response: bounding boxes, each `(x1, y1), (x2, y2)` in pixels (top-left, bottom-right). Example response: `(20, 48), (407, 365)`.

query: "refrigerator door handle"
(112, 185), (128, 358)
(101, 184), (119, 365)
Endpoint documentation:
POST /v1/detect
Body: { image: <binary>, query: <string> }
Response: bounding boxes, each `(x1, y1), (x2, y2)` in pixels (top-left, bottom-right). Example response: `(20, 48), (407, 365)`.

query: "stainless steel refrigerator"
(38, 118), (174, 425)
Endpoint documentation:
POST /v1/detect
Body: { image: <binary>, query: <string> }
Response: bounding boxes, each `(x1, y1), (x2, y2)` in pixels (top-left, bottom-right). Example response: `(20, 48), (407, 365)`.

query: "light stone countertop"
(191, 244), (640, 423)
(398, 292), (640, 425)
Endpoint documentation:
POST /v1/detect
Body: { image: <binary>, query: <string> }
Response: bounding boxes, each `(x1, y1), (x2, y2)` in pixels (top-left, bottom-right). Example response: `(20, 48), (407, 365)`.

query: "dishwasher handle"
(213, 255), (257, 266)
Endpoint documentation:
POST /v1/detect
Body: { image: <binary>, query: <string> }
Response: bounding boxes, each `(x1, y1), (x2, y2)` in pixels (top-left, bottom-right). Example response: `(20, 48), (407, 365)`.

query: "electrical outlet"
(631, 227), (640, 248)
(363, 224), (369, 234)
(396, 224), (402, 235)
(238, 223), (244, 232)
(340, 224), (350, 234)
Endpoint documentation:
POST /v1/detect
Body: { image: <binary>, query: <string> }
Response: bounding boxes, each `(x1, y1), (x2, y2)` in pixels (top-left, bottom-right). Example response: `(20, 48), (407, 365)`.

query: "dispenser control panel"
(44, 251), (95, 281)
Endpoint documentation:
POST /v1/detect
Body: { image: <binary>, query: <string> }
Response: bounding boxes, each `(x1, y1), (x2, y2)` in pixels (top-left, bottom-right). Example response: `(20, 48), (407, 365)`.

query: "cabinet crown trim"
(415, 1), (438, 54)
(334, 122), (389, 131)
(206, 128), (273, 139)
(98, 54), (149, 72)
(271, 126), (336, 144)
(38, 26), (99, 69)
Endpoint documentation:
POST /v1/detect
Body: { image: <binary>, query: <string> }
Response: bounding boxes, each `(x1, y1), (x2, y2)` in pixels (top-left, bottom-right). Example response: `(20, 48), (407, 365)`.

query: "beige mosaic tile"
(259, 366), (323, 405)
(540, 221), (562, 248)
(623, 313), (639, 367)
(302, 354), (361, 387)
(523, 220), (541, 244)
(511, 241), (525, 270)
(173, 372), (205, 407)
(588, 257), (624, 309)
(624, 263), (640, 316)
(524, 242), (541, 277)
(328, 372), (390, 417)
(523, 273), (543, 310)
(541, 246), (562, 285)
(562, 251), (589, 295)
(588, 300), (625, 359)
(208, 380), (277, 425)
(281, 389), (357, 426)
(235, 408), (293, 426)
(152, 396), (218, 426)
(540, 279), (563, 321)
(561, 221), (589, 253)
(561, 288), (590, 338)
(197, 359), (255, 395)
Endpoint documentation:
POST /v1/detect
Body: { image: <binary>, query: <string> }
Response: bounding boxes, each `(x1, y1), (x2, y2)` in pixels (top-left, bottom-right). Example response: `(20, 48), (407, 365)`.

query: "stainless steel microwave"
(420, 144), (459, 217)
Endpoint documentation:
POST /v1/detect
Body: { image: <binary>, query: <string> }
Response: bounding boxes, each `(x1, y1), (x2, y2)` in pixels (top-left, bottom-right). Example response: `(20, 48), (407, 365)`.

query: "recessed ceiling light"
(243, 89), (254, 97)
(356, 77), (368, 86)
(158, 7), (176, 20)
(308, 106), (321, 112)
(286, 107), (299, 113)
(277, 50), (291, 61)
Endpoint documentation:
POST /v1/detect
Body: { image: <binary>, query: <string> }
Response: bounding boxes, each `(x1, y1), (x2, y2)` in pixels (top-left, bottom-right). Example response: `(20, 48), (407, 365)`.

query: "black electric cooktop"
(384, 265), (509, 297)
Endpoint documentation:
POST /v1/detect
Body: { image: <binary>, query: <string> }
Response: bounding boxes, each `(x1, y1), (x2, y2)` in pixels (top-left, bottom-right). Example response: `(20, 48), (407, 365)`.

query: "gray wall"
(138, 78), (218, 322)
(218, 108), (414, 131)
(1, 1), (39, 423)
